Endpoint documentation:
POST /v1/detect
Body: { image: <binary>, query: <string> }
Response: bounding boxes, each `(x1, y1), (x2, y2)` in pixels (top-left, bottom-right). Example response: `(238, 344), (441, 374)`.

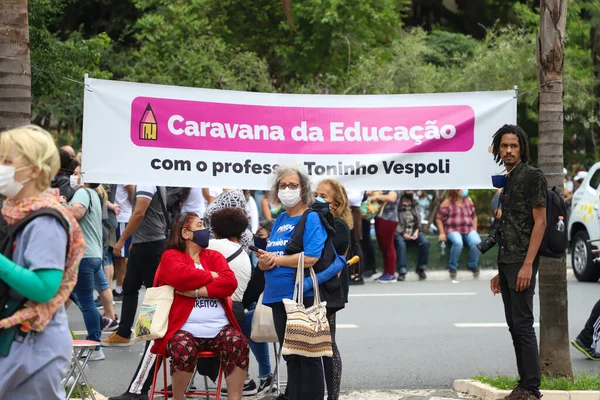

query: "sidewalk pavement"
(88, 389), (467, 400)
(254, 389), (468, 400)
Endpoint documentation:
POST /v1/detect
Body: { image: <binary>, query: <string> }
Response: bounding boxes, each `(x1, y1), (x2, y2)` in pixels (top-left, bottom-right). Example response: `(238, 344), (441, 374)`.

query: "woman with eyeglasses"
(150, 211), (249, 400)
(257, 164), (328, 400)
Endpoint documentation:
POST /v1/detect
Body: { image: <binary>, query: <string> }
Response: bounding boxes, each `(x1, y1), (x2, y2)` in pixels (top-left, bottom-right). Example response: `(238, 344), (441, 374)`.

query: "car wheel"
(572, 230), (600, 282)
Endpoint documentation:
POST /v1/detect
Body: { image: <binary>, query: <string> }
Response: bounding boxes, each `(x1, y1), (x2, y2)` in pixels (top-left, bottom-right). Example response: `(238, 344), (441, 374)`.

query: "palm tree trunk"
(537, 0), (573, 378)
(0, 0), (31, 132)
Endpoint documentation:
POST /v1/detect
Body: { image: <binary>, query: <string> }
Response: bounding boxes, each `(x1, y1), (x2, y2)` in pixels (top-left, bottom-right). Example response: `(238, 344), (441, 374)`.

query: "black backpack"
(285, 201), (346, 311)
(0, 209), (70, 313)
(526, 171), (568, 258)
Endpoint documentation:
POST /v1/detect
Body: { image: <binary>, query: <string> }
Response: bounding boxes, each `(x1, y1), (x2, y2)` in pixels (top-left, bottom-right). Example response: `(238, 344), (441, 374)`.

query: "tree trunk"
(0, 0), (31, 132)
(537, 0), (573, 378)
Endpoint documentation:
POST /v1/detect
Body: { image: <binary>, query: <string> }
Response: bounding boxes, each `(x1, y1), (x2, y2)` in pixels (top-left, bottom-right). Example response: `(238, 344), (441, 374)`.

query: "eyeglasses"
(278, 183), (299, 190)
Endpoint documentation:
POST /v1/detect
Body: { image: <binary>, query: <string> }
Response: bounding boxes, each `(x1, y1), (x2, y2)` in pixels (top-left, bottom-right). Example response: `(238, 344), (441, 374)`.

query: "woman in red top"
(436, 189), (482, 279)
(151, 212), (249, 400)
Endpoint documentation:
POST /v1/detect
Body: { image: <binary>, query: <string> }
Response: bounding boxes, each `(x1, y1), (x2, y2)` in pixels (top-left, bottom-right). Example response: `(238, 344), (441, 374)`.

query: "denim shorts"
(94, 260), (110, 291)
(103, 246), (113, 266)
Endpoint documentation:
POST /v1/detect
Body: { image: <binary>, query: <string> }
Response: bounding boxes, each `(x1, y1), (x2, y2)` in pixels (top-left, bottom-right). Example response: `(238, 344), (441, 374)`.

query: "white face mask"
(0, 165), (31, 199)
(278, 188), (301, 208)
(70, 174), (82, 191)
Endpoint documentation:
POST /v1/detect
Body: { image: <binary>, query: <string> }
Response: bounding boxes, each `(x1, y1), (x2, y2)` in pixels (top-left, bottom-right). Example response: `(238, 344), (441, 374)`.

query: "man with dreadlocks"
(489, 124), (547, 400)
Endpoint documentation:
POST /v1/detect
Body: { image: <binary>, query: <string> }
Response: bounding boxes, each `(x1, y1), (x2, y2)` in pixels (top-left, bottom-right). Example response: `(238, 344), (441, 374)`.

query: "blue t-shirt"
(262, 211), (327, 304)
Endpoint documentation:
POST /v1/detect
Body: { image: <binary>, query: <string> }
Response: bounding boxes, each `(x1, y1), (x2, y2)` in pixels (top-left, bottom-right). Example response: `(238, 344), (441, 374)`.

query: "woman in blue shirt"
(258, 165), (327, 400)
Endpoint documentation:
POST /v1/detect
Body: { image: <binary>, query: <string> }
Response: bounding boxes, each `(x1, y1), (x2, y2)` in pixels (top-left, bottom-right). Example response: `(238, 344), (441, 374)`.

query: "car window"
(589, 170), (600, 190)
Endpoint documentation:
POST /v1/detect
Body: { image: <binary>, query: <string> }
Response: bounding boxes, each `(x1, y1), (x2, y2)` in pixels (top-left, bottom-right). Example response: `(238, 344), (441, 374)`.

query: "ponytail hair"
(166, 212), (199, 252)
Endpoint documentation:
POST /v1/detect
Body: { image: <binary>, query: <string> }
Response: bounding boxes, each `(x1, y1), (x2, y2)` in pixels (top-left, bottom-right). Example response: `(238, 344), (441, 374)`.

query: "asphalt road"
(67, 273), (600, 397)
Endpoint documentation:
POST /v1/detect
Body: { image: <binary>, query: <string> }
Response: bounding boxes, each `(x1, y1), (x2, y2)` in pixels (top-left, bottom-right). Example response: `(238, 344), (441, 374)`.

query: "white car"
(568, 162), (600, 281)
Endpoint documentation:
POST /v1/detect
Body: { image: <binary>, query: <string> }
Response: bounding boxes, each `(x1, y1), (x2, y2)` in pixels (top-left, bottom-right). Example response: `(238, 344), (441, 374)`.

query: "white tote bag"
(250, 293), (279, 343)
(133, 285), (174, 343)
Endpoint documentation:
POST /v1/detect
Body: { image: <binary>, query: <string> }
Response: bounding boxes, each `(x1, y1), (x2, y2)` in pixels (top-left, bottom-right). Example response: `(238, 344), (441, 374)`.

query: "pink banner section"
(130, 96), (475, 155)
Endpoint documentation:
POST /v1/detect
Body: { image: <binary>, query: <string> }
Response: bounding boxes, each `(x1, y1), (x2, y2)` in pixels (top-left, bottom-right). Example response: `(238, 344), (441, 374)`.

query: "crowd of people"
(0, 123), (598, 400)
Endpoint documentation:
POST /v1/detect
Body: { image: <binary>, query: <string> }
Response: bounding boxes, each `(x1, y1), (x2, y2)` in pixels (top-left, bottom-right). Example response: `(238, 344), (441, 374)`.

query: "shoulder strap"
(10, 209), (70, 246)
(226, 246), (245, 263)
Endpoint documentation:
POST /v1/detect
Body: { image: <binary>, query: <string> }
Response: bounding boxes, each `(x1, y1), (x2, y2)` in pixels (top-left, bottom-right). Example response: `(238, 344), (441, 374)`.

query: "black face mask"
(254, 236), (268, 251)
(404, 194), (413, 201)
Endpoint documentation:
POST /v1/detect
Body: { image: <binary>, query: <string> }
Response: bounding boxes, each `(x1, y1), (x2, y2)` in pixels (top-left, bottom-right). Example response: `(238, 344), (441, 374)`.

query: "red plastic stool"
(149, 351), (223, 400)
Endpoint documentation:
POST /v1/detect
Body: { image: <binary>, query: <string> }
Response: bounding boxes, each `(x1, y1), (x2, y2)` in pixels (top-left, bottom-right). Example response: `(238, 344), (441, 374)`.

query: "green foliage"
(25, 0), (600, 165)
(474, 374), (600, 391)
(125, 0), (274, 92)
(29, 0), (112, 145)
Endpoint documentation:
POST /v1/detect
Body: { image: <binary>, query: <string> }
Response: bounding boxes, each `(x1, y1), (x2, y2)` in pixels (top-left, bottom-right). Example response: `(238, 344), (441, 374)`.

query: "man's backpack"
(526, 171), (568, 258)
(538, 186), (568, 258)
(0, 209), (70, 313)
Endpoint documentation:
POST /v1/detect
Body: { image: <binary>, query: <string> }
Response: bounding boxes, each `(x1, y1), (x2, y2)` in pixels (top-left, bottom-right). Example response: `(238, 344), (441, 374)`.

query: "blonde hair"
(95, 185), (108, 204)
(0, 125), (60, 191)
(318, 179), (353, 229)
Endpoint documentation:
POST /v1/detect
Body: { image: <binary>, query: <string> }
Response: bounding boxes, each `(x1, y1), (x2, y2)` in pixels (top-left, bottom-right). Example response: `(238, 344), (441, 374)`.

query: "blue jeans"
(242, 305), (272, 378)
(447, 231), (482, 270)
(73, 258), (103, 346)
(394, 232), (430, 275)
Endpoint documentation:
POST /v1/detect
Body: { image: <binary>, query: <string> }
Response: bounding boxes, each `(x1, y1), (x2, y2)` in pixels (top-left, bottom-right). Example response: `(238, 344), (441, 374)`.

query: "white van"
(568, 162), (600, 281)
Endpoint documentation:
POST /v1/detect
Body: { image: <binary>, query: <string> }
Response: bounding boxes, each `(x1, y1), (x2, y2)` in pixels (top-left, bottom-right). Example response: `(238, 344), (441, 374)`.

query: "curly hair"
(269, 163), (313, 207)
(166, 212), (200, 252)
(210, 208), (249, 240)
(318, 179), (353, 229)
(491, 124), (530, 165)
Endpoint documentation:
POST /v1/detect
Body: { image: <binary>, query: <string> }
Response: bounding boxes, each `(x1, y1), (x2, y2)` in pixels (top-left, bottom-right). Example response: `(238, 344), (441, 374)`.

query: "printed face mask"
(191, 228), (211, 248)
(0, 165), (31, 199)
(278, 188), (301, 208)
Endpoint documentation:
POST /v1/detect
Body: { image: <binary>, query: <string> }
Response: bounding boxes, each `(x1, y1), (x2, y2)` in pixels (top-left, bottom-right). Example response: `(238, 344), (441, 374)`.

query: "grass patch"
(473, 374), (600, 391)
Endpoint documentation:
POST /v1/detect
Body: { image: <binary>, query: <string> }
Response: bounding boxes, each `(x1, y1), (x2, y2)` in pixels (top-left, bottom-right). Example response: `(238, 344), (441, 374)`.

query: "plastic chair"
(65, 340), (101, 400)
(149, 351), (223, 400)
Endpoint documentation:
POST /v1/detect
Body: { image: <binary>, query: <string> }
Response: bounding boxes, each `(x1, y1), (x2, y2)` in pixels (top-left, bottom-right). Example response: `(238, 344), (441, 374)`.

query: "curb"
(453, 379), (600, 400)
(71, 389), (108, 400)
(364, 268), (575, 283)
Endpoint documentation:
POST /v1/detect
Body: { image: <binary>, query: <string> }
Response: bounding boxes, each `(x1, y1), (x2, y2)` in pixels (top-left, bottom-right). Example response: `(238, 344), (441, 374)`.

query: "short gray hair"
(270, 164), (314, 207)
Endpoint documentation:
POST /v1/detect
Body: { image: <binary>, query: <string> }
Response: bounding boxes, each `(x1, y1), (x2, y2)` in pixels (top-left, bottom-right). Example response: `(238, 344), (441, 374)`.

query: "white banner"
(81, 78), (516, 190)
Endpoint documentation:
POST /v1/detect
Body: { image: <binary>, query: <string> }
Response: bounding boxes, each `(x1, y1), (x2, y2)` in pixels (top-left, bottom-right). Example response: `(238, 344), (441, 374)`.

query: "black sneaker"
(276, 394), (289, 400)
(397, 274), (406, 281)
(571, 338), (600, 360)
(108, 392), (149, 400)
(363, 270), (375, 278)
(416, 269), (427, 280)
(471, 267), (481, 277)
(349, 275), (365, 285)
(449, 269), (458, 279)
(222, 380), (258, 397)
(113, 289), (124, 302)
(258, 374), (277, 394)
(101, 316), (119, 332)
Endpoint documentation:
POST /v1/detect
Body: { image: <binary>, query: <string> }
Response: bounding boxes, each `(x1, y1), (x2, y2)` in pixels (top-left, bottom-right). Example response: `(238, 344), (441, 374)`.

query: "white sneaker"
(82, 348), (105, 361)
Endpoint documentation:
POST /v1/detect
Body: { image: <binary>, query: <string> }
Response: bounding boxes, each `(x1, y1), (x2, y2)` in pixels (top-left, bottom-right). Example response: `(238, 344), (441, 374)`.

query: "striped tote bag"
(282, 252), (333, 358)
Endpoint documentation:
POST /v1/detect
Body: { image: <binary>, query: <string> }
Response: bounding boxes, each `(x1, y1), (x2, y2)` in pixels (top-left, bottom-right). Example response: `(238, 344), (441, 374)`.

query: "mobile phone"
(248, 245), (261, 253)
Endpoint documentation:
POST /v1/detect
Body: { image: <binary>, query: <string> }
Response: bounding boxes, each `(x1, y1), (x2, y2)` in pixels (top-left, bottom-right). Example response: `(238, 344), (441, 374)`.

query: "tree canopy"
(28, 0), (600, 167)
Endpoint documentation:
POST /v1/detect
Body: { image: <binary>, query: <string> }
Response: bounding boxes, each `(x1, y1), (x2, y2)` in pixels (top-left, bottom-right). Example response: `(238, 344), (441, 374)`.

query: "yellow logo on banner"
(139, 103), (158, 140)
